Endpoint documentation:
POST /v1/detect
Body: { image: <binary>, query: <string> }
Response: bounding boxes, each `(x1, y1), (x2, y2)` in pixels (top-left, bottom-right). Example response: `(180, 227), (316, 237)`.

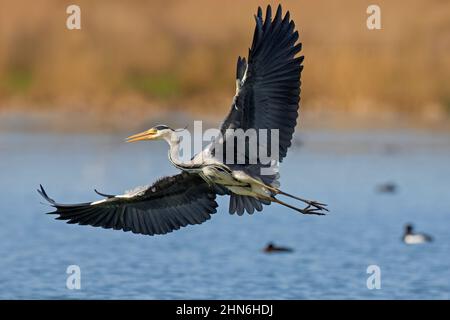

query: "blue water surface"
(0, 130), (449, 299)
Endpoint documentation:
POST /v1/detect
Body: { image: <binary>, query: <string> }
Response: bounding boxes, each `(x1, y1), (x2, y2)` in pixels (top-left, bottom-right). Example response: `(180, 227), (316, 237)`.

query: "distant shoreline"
(1, 108), (449, 134)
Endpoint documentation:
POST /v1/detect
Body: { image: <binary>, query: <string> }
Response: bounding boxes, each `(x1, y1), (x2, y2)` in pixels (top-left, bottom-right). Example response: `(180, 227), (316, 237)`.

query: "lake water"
(0, 130), (449, 299)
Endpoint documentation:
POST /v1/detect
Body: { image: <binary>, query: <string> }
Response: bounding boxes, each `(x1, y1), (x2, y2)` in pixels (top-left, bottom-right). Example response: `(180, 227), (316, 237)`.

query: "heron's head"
(126, 125), (174, 143)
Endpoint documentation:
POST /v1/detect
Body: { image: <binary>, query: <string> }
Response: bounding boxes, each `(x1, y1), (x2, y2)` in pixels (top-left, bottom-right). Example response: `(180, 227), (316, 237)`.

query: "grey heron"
(39, 5), (328, 236)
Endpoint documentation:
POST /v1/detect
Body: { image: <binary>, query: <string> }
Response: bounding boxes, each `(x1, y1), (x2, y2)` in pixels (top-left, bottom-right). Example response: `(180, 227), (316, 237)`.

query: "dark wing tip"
(275, 4), (282, 21)
(94, 189), (115, 198)
(265, 4), (272, 20)
(37, 185), (56, 205)
(284, 9), (290, 19)
(262, 5), (272, 31)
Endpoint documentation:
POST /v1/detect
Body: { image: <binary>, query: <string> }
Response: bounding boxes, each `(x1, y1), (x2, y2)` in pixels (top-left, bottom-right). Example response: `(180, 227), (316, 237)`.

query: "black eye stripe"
(155, 125), (169, 130)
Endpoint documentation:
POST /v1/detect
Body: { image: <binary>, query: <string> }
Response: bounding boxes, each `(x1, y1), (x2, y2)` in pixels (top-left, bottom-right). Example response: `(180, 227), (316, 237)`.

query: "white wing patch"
(235, 64), (249, 96)
(120, 185), (150, 198)
(90, 199), (107, 206)
(241, 64), (249, 84)
(90, 185), (150, 205)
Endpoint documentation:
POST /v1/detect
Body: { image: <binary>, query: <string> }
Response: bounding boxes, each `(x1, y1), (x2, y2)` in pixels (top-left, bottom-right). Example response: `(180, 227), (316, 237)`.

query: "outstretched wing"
(220, 4), (303, 162)
(211, 5), (302, 215)
(38, 172), (218, 236)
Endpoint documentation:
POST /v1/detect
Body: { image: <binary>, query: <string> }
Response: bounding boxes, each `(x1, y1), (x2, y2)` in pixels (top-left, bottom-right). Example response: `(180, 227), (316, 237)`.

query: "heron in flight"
(39, 5), (328, 236)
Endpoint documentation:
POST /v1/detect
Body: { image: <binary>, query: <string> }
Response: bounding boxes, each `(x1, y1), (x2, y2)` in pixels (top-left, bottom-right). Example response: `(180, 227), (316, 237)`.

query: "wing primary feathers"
(216, 4), (303, 214)
(38, 173), (219, 236)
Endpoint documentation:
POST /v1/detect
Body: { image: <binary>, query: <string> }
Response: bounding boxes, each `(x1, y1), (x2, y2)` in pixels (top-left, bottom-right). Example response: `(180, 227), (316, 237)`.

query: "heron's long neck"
(164, 133), (198, 171)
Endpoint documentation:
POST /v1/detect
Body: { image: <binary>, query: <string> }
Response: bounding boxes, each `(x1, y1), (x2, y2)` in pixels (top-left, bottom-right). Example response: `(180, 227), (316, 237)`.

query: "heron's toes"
(302, 206), (327, 216)
(308, 201), (329, 212)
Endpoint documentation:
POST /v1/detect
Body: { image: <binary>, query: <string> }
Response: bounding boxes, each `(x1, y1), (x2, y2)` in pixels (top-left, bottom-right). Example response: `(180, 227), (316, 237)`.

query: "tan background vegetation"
(0, 0), (449, 129)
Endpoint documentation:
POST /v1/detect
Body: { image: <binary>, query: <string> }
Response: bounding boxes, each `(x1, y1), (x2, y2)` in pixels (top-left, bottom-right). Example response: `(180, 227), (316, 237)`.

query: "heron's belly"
(201, 165), (272, 198)
(200, 166), (244, 186)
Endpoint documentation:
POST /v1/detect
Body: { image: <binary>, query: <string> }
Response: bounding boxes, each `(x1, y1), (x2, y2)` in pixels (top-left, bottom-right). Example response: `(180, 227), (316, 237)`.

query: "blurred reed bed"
(0, 0), (449, 123)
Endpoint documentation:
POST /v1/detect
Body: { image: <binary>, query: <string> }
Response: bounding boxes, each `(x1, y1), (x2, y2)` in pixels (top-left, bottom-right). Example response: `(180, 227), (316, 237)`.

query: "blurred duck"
(376, 182), (397, 194)
(402, 224), (433, 244)
(264, 242), (293, 253)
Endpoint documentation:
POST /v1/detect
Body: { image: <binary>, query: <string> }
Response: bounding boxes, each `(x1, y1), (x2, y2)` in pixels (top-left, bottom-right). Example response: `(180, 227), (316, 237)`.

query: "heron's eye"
(154, 125), (169, 131)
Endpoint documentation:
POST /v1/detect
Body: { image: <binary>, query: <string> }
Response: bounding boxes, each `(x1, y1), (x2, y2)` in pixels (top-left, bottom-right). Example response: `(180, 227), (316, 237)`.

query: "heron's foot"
(301, 201), (329, 215)
(270, 196), (329, 216)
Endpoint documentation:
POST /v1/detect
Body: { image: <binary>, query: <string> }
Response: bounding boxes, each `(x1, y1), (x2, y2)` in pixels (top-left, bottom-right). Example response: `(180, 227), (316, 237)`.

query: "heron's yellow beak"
(125, 128), (158, 143)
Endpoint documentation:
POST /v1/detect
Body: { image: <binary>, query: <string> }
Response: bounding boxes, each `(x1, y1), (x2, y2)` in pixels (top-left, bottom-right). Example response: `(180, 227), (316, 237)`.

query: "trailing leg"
(269, 196), (326, 216)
